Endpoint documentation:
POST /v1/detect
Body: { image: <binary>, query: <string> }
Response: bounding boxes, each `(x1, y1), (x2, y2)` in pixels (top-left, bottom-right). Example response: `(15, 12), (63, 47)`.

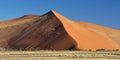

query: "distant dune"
(0, 10), (120, 50)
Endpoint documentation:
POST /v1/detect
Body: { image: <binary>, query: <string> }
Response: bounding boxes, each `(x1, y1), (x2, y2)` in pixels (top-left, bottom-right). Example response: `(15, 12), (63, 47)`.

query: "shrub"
(89, 49), (92, 51)
(113, 49), (119, 51)
(96, 49), (106, 51)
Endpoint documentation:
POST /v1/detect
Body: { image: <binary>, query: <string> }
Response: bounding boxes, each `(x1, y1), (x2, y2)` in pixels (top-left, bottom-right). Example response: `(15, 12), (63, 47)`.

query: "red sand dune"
(0, 10), (119, 50)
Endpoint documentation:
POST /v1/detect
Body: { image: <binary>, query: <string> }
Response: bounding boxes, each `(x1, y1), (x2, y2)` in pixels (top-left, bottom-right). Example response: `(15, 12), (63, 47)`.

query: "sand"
(0, 10), (119, 50)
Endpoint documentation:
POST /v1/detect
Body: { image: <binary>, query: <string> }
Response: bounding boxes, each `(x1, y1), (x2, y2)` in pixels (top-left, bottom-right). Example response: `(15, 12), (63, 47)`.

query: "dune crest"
(0, 10), (119, 50)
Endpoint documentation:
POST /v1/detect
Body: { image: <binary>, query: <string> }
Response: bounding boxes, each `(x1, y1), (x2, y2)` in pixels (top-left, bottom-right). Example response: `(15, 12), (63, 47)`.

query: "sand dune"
(0, 10), (119, 50)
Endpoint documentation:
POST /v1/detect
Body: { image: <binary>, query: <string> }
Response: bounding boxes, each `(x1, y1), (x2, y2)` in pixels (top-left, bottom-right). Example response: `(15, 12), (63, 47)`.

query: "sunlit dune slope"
(52, 10), (120, 50)
(75, 22), (120, 45)
(0, 10), (119, 50)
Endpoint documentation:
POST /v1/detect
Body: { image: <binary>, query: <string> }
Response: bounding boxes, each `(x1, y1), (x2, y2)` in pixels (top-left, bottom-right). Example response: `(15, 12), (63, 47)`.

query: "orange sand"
(0, 10), (119, 50)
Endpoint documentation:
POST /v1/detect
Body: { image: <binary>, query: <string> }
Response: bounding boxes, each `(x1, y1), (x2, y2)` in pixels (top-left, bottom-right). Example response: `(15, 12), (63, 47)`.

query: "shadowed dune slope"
(0, 10), (120, 50)
(0, 11), (76, 50)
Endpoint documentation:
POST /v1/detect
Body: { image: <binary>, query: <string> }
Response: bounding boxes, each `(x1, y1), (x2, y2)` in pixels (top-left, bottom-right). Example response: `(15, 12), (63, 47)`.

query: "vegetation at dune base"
(70, 48), (120, 51)
(0, 47), (119, 51)
(95, 49), (119, 51)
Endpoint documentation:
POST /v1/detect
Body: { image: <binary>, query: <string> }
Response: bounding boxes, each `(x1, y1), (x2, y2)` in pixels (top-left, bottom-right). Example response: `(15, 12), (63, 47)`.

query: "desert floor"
(0, 51), (119, 60)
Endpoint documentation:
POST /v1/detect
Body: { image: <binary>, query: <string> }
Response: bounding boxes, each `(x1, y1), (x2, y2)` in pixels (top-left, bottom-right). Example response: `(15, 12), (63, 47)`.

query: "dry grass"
(0, 51), (119, 60)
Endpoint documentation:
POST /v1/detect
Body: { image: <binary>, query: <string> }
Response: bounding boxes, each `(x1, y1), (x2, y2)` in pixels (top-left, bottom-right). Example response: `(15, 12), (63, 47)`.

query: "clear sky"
(0, 0), (120, 29)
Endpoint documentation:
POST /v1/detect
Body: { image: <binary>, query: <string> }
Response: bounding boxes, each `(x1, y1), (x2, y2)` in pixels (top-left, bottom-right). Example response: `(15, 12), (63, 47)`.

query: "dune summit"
(0, 10), (120, 51)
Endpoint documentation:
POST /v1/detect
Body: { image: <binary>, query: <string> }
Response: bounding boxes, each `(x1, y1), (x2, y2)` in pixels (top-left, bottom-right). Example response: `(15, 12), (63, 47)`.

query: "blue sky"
(0, 0), (120, 29)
